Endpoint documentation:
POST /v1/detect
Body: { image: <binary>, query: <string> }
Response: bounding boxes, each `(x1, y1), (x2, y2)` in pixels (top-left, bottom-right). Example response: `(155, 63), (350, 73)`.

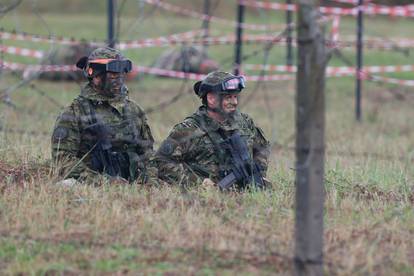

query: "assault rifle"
(218, 131), (265, 190)
(88, 122), (129, 179)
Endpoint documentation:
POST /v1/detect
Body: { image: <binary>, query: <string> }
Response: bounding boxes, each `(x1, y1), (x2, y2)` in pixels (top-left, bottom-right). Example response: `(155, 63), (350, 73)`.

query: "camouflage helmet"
(193, 71), (245, 98)
(87, 47), (125, 61)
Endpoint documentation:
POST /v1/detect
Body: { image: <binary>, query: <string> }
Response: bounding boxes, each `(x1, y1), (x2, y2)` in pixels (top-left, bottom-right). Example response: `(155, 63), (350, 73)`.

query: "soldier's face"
(221, 94), (239, 114)
(104, 72), (125, 92)
(207, 93), (239, 115)
(93, 72), (126, 96)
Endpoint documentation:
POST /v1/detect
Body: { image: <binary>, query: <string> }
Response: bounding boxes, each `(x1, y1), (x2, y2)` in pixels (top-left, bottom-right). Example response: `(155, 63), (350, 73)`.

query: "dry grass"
(0, 77), (413, 274)
(0, 166), (412, 274)
(1, 6), (414, 274)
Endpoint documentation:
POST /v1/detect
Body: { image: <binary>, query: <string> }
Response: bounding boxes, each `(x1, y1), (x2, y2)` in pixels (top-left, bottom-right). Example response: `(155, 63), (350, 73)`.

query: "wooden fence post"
(294, 0), (327, 275)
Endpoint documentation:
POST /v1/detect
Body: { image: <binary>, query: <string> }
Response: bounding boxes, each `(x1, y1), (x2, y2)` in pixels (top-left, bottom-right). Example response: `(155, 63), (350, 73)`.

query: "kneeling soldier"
(51, 47), (155, 185)
(155, 71), (270, 190)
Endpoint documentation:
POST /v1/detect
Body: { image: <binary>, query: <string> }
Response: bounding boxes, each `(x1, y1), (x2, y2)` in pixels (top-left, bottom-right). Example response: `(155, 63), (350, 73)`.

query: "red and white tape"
(329, 0), (372, 5)
(134, 66), (295, 82)
(239, 0), (414, 17)
(119, 30), (203, 50)
(243, 63), (414, 86)
(143, 0), (283, 31)
(2, 61), (414, 86)
(244, 64), (414, 76)
(133, 65), (204, 80)
(0, 30), (288, 49)
(120, 33), (291, 48)
(0, 45), (44, 59)
(0, 31), (102, 46)
(245, 74), (294, 81)
(3, 37), (414, 63)
(100, 34), (414, 50)
(363, 3), (414, 17)
(370, 75), (414, 86)
(0, 61), (76, 72)
(0, 30), (202, 48)
(335, 35), (414, 49)
(3, 28), (414, 51)
(134, 65), (414, 85)
(331, 16), (341, 46)
(133, 66), (295, 81)
(0, 61), (294, 81)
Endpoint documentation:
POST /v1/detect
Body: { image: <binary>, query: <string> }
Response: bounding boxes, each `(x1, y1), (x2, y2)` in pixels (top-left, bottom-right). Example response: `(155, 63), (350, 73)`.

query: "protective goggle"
(199, 76), (246, 94)
(222, 76), (245, 91)
(88, 59), (132, 74)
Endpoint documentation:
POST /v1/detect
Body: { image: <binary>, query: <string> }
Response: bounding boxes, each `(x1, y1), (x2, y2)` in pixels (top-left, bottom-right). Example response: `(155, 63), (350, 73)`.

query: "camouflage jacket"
(154, 106), (270, 185)
(51, 83), (154, 183)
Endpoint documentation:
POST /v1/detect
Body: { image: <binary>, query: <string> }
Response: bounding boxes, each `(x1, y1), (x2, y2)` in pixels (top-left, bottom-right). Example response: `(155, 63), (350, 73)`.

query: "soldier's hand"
(55, 178), (80, 187)
(109, 176), (129, 186)
(201, 178), (216, 189)
(262, 177), (272, 188)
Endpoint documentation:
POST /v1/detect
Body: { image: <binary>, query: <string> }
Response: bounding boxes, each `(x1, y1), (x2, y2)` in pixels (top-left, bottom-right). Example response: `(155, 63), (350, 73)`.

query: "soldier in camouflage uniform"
(154, 71), (270, 189)
(51, 47), (154, 185)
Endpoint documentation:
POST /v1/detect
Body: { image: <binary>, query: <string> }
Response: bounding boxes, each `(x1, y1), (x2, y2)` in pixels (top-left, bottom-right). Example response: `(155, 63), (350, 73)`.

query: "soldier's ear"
(76, 56), (88, 69)
(193, 81), (202, 95)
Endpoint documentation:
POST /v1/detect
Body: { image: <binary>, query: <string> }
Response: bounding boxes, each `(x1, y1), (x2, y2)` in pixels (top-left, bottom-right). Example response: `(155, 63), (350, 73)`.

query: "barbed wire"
(0, 1), (58, 102)
(29, 83), (64, 108)
(0, 119), (411, 163)
(0, 0), (22, 19)
(0, 97), (58, 120)
(0, 0), (412, 166)
(146, 79), (192, 114)
(0, 124), (50, 137)
(332, 46), (414, 96)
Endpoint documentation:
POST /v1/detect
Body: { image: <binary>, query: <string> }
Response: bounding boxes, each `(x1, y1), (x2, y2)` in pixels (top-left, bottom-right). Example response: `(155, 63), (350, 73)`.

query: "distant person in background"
(152, 46), (219, 75)
(51, 47), (155, 186)
(154, 71), (270, 190)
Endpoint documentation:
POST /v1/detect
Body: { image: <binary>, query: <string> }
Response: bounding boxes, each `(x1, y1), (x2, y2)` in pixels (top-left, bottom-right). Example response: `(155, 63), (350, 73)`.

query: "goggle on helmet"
(196, 76), (246, 97)
(76, 57), (132, 78)
(86, 58), (132, 78)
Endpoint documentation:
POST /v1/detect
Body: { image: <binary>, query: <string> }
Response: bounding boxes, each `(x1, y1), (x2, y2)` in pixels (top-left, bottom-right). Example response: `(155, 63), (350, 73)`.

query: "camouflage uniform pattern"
(154, 106), (270, 185)
(87, 47), (124, 63)
(51, 47), (155, 184)
(51, 83), (154, 183)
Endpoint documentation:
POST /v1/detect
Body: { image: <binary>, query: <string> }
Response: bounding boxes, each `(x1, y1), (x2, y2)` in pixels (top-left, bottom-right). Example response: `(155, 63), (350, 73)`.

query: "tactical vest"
(188, 113), (238, 179)
(76, 96), (144, 181)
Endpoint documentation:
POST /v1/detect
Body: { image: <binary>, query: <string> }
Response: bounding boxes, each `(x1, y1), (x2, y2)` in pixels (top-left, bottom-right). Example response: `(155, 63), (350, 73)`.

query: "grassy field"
(0, 2), (413, 275)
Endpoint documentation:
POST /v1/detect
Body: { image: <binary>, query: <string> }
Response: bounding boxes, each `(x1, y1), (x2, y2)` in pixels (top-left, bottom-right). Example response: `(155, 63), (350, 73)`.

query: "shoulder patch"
(52, 127), (68, 142)
(169, 121), (204, 141)
(181, 117), (199, 128)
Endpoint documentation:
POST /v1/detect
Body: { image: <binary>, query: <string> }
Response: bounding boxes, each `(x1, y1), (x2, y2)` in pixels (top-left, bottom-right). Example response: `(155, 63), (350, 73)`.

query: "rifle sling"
(189, 113), (232, 176)
(78, 97), (127, 178)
